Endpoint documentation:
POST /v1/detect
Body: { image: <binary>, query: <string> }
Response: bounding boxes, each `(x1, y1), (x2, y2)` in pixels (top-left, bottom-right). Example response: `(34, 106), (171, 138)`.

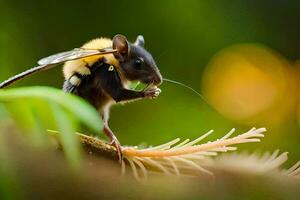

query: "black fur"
(63, 61), (144, 109)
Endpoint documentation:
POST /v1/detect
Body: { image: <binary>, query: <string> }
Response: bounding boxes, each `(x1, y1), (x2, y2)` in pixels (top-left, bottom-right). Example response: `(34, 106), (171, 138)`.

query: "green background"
(0, 0), (299, 163)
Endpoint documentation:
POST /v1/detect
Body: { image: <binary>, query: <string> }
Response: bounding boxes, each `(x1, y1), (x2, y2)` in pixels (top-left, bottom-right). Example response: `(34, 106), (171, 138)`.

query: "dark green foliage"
(0, 86), (103, 167)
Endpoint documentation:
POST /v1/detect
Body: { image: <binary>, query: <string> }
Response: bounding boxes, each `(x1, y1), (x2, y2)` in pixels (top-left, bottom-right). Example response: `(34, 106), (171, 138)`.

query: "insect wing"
(37, 48), (104, 65)
(1, 48), (117, 88)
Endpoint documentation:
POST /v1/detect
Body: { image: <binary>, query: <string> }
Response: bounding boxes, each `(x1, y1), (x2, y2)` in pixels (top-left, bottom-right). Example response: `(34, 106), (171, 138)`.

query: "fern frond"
(122, 128), (266, 179)
(285, 160), (300, 179)
(203, 150), (300, 179)
(203, 150), (288, 174)
(58, 128), (300, 181)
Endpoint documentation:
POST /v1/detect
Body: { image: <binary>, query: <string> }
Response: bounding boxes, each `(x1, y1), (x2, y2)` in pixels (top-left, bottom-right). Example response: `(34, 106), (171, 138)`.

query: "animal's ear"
(134, 35), (145, 47)
(112, 34), (130, 62)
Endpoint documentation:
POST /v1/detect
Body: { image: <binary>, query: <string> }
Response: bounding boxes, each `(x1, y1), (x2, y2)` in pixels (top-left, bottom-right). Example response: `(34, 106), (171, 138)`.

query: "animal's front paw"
(143, 87), (161, 99)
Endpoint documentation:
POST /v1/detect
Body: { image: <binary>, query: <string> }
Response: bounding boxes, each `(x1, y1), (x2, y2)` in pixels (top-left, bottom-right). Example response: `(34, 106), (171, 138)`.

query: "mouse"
(62, 34), (163, 161)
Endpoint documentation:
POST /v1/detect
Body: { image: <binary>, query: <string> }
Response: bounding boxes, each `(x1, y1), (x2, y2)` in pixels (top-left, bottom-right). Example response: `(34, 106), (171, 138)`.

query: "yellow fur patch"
(63, 59), (91, 80)
(63, 37), (119, 79)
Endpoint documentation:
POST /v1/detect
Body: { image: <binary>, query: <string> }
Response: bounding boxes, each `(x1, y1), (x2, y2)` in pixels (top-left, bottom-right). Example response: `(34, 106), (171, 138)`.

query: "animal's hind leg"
(103, 124), (123, 162)
(101, 105), (123, 162)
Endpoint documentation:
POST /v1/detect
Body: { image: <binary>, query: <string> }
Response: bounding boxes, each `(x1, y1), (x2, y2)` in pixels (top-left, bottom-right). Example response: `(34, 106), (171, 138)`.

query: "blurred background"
(0, 0), (299, 164)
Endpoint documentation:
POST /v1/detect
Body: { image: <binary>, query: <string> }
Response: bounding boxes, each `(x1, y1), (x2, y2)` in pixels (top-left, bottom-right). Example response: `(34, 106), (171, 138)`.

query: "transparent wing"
(0, 48), (117, 88)
(37, 48), (117, 65)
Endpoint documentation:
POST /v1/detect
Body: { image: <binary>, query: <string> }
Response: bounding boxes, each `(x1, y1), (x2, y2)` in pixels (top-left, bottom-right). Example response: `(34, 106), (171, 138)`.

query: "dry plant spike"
(123, 128), (266, 157)
(122, 127), (267, 179)
(204, 150), (300, 180)
(204, 150), (288, 174)
(285, 160), (300, 179)
(50, 128), (300, 181)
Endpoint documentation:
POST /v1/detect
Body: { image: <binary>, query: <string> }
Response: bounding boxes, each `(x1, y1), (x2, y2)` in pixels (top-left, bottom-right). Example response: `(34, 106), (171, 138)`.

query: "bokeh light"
(202, 44), (297, 126)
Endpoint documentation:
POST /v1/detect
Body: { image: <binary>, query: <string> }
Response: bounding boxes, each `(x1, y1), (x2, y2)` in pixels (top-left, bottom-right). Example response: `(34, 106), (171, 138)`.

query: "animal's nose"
(153, 73), (163, 86)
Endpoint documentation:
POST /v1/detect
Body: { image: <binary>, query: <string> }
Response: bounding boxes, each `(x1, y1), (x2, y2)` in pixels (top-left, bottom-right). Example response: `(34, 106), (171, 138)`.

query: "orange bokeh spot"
(202, 44), (297, 126)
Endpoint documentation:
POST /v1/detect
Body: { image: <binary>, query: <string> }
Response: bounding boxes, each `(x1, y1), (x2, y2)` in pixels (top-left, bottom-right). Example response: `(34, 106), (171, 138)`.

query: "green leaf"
(0, 86), (103, 168)
(50, 103), (81, 169)
(5, 101), (49, 146)
(0, 86), (102, 134)
(128, 81), (148, 91)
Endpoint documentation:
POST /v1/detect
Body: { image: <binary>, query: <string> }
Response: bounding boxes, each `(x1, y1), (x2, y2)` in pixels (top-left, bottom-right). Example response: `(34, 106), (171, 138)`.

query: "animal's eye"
(134, 58), (143, 69)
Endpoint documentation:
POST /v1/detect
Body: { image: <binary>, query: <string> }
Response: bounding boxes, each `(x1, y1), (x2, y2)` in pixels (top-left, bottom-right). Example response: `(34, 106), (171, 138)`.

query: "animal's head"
(112, 34), (162, 86)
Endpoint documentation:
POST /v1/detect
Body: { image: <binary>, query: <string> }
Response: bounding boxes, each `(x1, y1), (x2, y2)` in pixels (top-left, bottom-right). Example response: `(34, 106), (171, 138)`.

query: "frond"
(122, 127), (266, 180)
(203, 150), (300, 179)
(203, 150), (288, 174)
(284, 160), (300, 179)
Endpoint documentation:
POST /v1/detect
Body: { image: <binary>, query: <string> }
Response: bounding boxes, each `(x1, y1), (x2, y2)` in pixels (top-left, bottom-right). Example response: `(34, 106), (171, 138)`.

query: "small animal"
(0, 34), (163, 161)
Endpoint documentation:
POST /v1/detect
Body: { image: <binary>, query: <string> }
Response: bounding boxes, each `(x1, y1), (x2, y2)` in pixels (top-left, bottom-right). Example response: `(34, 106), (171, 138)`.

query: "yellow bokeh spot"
(202, 44), (297, 126)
